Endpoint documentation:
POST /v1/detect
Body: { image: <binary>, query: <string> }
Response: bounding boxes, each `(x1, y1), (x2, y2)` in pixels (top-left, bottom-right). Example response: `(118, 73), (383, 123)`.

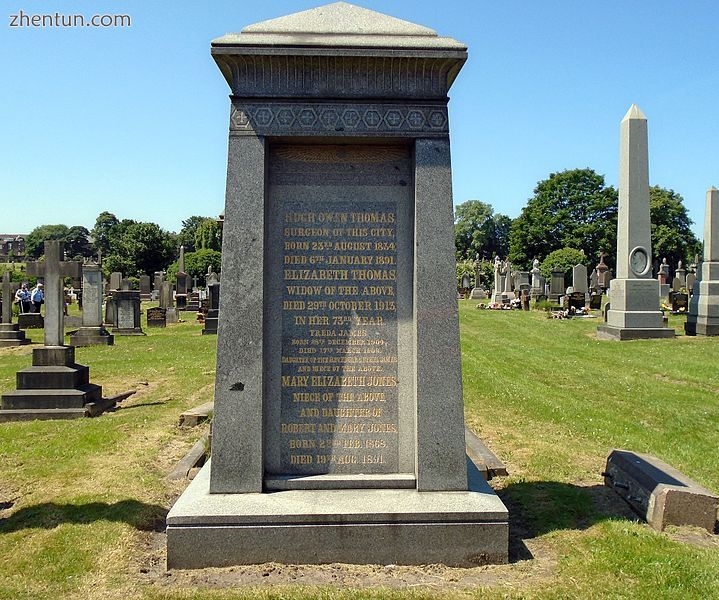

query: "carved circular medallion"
(629, 246), (650, 276)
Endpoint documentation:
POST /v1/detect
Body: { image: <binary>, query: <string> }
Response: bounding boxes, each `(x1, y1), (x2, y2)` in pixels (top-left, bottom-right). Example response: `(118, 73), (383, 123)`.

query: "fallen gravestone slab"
(603, 449), (718, 533)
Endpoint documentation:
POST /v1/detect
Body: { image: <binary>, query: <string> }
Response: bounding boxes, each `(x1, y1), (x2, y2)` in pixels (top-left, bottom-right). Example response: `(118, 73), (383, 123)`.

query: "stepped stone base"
(0, 346), (106, 422)
(167, 458), (509, 569)
(597, 325), (675, 341)
(69, 326), (115, 346)
(202, 311), (218, 335)
(685, 322), (719, 336)
(0, 323), (31, 347)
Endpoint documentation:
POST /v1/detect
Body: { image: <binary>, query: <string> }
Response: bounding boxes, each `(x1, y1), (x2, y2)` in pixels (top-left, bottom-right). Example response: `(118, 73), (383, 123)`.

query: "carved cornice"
(229, 100), (449, 138)
(214, 54), (463, 100)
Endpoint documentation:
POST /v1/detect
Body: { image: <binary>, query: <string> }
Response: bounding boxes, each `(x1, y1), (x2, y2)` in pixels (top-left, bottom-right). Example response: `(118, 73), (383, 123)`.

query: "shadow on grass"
(498, 480), (638, 562)
(0, 499), (168, 533)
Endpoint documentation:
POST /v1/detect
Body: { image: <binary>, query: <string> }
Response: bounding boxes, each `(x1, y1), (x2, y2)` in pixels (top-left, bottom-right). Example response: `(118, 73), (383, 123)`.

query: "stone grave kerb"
(26, 240), (81, 347)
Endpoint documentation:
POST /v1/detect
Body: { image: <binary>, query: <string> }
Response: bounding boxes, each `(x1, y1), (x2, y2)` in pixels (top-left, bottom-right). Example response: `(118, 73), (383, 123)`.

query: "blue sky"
(2, 1), (717, 237)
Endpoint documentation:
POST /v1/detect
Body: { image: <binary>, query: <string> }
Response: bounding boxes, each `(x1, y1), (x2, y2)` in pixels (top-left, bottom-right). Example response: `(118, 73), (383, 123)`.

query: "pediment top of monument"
(212, 2), (466, 51)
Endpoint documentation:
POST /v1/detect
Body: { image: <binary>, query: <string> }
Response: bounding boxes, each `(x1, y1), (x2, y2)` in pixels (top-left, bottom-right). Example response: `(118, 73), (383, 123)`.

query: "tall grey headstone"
(167, 1), (507, 569)
(549, 268), (564, 301)
(161, 281), (178, 323)
(572, 264), (588, 294)
(492, 256), (503, 302)
(598, 106), (673, 340)
(596, 252), (610, 291)
(1, 241), (103, 420)
(69, 263), (114, 346)
(675, 261), (686, 287)
(176, 246), (189, 297)
(686, 187), (719, 335)
(139, 274), (152, 300)
(0, 271), (30, 346)
(109, 272), (122, 291)
(502, 261), (513, 294)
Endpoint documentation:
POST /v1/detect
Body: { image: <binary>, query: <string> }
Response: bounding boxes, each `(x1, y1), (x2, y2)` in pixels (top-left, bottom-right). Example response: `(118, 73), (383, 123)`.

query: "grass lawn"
(0, 302), (717, 599)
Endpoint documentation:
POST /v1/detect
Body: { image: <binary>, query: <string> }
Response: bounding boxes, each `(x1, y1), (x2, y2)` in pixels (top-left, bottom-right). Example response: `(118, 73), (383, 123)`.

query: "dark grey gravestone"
(202, 282), (220, 335)
(1, 241), (102, 421)
(186, 291), (201, 312)
(139, 275), (152, 301)
(111, 290), (145, 336)
(671, 292), (688, 313)
(549, 268), (565, 301)
(0, 271), (31, 346)
(146, 306), (167, 328)
(167, 2), (507, 569)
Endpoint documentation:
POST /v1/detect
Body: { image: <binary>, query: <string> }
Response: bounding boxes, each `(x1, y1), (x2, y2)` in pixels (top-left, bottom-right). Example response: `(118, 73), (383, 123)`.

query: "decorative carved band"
(217, 55), (460, 100)
(229, 101), (449, 137)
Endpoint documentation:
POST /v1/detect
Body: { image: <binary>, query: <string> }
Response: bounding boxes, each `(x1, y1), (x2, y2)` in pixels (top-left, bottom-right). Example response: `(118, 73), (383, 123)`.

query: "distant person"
(14, 283), (31, 314)
(30, 283), (44, 313)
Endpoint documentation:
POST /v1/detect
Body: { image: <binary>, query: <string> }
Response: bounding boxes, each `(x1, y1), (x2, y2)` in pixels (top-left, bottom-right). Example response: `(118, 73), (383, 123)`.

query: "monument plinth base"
(685, 319), (719, 336)
(597, 325), (675, 341)
(68, 326), (114, 346)
(167, 459), (508, 569)
(0, 345), (105, 421)
(201, 310), (219, 335)
(0, 323), (31, 347)
(469, 288), (487, 300)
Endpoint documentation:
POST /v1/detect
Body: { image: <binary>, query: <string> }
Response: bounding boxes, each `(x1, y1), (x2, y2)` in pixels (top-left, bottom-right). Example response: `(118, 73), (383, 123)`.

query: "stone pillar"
(686, 187), (719, 335)
(0, 271), (30, 347)
(69, 264), (114, 346)
(414, 137), (467, 491)
(598, 106), (673, 340)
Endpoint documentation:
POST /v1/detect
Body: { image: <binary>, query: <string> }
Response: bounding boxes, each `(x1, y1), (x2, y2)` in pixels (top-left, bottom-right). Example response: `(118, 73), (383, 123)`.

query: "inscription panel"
(265, 144), (414, 478)
(280, 201), (399, 474)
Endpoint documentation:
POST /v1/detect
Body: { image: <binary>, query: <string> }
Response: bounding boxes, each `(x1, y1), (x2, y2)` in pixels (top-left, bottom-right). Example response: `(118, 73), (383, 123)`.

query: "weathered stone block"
(604, 449), (718, 532)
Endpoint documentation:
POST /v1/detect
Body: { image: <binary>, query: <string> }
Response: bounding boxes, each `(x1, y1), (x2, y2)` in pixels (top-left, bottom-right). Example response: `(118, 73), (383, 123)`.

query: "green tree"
(166, 249), (221, 286)
(64, 226), (93, 259)
(456, 259), (475, 289)
(539, 247), (589, 287)
(509, 169), (618, 269)
(104, 222), (175, 278)
(91, 212), (120, 256)
(177, 216), (212, 253)
(24, 224), (70, 259)
(194, 218), (222, 252)
(649, 186), (701, 268)
(454, 200), (511, 261)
